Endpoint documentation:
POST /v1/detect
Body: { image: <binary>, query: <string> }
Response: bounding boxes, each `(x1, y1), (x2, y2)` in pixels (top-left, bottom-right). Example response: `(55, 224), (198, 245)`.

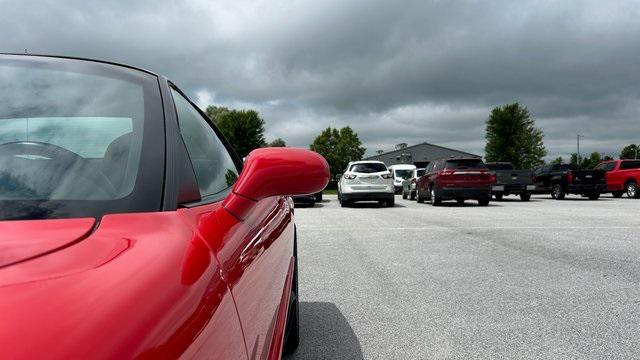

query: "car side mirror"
(224, 148), (329, 219)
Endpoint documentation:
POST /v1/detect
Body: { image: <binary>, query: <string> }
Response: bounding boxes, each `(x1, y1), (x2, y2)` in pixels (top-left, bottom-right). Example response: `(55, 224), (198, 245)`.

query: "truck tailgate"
(494, 170), (532, 185)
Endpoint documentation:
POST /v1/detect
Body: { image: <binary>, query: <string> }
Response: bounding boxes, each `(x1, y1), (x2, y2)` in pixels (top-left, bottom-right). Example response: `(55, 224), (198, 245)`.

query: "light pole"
(577, 134), (584, 164)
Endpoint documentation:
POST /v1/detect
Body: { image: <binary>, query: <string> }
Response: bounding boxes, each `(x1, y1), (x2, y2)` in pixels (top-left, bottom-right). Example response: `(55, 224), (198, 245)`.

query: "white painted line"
(297, 226), (640, 230)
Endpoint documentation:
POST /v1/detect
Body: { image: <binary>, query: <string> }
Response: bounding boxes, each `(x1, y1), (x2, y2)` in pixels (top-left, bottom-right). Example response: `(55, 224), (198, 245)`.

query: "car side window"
(606, 162), (616, 171)
(621, 161), (640, 170)
(171, 88), (239, 199)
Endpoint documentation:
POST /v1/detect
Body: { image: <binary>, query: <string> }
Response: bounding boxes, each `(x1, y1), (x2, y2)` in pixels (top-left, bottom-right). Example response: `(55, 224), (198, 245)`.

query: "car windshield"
(394, 169), (413, 178)
(350, 163), (387, 173)
(0, 56), (163, 220)
(445, 159), (486, 169)
(486, 163), (513, 170)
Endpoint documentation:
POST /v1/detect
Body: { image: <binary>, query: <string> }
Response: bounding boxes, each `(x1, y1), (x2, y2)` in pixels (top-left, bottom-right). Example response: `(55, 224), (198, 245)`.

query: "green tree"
(310, 126), (366, 180)
(484, 103), (547, 169)
(581, 152), (601, 169)
(620, 144), (639, 159)
(267, 138), (286, 147)
(205, 106), (266, 158)
(205, 105), (230, 122)
(570, 152), (602, 168)
(551, 156), (564, 165)
(570, 153), (579, 165)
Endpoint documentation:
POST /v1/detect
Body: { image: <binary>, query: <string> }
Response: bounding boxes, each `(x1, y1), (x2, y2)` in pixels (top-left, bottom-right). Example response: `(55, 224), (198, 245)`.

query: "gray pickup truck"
(485, 162), (535, 201)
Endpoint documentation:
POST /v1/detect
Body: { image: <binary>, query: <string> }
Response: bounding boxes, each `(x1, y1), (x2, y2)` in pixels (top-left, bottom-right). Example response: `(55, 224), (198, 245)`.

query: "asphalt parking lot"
(286, 194), (640, 359)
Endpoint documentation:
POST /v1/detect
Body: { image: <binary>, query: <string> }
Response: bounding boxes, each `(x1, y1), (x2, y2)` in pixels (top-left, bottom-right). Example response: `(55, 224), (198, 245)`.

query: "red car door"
(170, 88), (295, 359)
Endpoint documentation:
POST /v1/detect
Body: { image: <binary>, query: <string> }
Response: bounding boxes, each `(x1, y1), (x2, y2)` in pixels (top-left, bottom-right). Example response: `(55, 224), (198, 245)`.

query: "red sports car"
(0, 54), (329, 359)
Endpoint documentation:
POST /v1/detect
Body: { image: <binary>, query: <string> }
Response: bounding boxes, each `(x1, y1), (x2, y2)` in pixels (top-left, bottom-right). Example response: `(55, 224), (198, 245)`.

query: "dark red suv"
(416, 158), (495, 206)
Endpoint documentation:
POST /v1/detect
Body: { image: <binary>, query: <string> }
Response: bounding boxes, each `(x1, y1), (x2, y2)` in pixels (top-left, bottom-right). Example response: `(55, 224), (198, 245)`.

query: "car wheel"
(551, 183), (565, 200)
(520, 192), (531, 201)
(340, 199), (349, 207)
(314, 192), (323, 202)
(431, 187), (441, 206)
(410, 191), (416, 200)
(387, 197), (395, 207)
(283, 233), (299, 354)
(456, 199), (465, 205)
(402, 189), (407, 199)
(478, 198), (490, 206)
(612, 191), (624, 198)
(587, 192), (600, 200)
(626, 181), (638, 198)
(494, 193), (503, 201)
(416, 188), (424, 203)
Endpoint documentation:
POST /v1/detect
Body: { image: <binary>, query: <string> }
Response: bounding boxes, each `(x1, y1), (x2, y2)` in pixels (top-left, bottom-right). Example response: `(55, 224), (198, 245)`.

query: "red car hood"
(0, 218), (95, 268)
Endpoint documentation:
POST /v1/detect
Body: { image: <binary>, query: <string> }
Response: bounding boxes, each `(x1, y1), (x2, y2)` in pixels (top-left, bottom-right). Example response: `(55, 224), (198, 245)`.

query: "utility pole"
(577, 134), (584, 164)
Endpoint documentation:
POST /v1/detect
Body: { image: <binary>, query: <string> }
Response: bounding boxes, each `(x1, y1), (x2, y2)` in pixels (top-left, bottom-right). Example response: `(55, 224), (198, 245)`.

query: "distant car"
(401, 167), (425, 200)
(416, 158), (495, 206)
(485, 162), (535, 201)
(533, 163), (605, 200)
(594, 159), (640, 198)
(388, 164), (417, 193)
(292, 191), (324, 206)
(337, 161), (394, 207)
(0, 54), (331, 358)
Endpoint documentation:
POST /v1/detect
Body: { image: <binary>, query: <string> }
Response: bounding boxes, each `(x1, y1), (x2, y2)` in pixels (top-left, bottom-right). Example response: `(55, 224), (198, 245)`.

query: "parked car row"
(333, 158), (640, 208)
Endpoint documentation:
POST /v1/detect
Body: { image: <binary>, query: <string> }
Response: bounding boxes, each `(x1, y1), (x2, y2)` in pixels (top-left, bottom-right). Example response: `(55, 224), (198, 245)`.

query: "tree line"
(204, 102), (637, 178)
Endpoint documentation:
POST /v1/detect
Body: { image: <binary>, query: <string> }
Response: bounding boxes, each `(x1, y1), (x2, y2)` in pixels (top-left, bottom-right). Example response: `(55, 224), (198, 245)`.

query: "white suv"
(337, 161), (395, 207)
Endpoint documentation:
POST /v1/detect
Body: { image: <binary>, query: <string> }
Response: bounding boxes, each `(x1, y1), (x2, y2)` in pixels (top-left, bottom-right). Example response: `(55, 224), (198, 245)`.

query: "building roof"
(364, 141), (482, 165)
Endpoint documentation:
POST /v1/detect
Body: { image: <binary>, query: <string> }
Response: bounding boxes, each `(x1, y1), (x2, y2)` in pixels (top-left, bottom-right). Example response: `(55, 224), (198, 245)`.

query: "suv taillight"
(381, 172), (393, 179)
(344, 174), (357, 180)
(566, 171), (574, 183)
(490, 173), (496, 184)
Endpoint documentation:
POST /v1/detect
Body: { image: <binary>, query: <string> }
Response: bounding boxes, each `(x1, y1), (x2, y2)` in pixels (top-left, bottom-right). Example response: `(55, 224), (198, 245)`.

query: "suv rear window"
(394, 169), (413, 178)
(445, 159), (486, 170)
(349, 163), (387, 173)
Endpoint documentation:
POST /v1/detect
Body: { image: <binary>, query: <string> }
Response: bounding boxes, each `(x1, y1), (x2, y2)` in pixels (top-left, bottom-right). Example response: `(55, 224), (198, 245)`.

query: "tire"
(612, 191), (624, 198)
(283, 232), (299, 354)
(626, 181), (638, 198)
(494, 193), (503, 201)
(456, 199), (465, 205)
(402, 190), (407, 199)
(520, 192), (531, 201)
(551, 183), (565, 200)
(340, 199), (349, 207)
(416, 188), (425, 203)
(314, 192), (323, 202)
(478, 198), (490, 206)
(387, 197), (395, 207)
(431, 187), (441, 206)
(410, 191), (416, 200)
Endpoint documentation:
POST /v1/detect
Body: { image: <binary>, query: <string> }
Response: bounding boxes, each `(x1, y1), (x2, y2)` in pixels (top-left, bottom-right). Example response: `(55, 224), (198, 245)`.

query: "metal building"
(364, 142), (481, 168)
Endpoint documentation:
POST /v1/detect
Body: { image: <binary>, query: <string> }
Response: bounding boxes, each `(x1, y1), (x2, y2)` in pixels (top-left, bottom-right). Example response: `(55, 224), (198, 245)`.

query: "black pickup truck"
(533, 163), (606, 200)
(485, 162), (535, 201)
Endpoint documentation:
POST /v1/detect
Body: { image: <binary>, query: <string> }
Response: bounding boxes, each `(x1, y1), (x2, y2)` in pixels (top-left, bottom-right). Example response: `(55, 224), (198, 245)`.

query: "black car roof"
(0, 53), (159, 77)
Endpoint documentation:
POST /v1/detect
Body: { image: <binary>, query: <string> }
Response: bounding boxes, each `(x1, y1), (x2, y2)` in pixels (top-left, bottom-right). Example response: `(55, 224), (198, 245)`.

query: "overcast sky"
(2, 0), (639, 159)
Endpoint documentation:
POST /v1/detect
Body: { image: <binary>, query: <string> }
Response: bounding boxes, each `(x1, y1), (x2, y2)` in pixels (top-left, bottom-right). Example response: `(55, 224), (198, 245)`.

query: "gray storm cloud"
(1, 0), (639, 159)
